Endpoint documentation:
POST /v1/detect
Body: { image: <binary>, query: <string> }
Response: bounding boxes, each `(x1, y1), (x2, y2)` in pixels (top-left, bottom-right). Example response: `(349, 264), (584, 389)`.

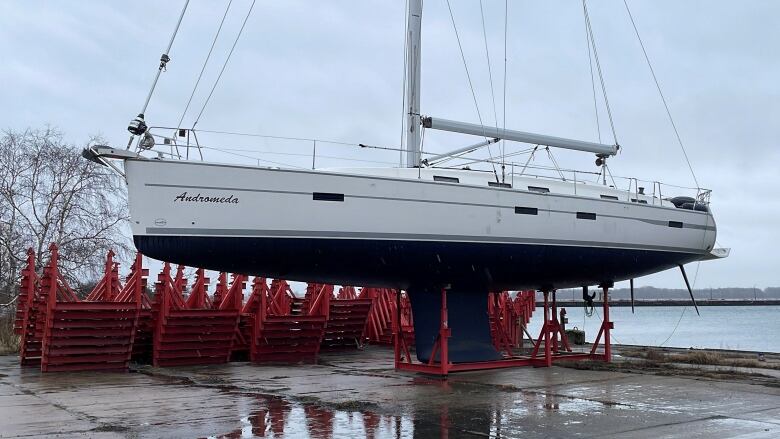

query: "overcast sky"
(2, 1), (778, 290)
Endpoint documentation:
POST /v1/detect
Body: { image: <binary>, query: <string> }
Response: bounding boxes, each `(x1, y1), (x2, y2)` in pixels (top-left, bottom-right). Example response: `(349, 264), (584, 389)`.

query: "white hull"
(125, 158), (716, 290)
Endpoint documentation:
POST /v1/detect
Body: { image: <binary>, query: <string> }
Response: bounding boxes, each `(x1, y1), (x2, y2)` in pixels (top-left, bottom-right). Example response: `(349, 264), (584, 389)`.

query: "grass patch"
(620, 347), (780, 371)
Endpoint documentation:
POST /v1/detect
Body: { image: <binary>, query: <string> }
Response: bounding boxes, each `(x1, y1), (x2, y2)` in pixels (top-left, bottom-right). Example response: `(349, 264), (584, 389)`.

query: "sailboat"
(86, 1), (727, 362)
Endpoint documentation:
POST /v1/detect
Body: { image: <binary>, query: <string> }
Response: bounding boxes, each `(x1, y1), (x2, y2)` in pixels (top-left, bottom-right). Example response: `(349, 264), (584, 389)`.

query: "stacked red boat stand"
(151, 264), (242, 367)
(317, 285), (373, 350)
(13, 243), (613, 377)
(242, 278), (327, 364)
(18, 245), (143, 372)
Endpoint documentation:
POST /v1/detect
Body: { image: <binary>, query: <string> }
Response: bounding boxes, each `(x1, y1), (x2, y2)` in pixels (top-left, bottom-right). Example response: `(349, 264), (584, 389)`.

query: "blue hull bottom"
(134, 235), (701, 291)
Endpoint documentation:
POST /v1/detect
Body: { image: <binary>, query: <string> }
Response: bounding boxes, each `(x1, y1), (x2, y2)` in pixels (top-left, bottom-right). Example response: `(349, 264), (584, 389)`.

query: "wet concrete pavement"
(1, 347), (778, 438)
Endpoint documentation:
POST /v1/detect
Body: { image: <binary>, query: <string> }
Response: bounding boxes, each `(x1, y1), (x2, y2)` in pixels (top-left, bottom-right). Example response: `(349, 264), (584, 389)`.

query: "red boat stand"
(393, 285), (613, 377)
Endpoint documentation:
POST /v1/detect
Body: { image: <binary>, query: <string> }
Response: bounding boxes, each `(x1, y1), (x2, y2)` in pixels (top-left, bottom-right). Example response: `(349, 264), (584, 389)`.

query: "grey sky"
(2, 1), (778, 289)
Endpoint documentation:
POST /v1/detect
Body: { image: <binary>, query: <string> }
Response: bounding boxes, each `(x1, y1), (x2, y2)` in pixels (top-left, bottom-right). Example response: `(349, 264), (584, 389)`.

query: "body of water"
(526, 305), (780, 353)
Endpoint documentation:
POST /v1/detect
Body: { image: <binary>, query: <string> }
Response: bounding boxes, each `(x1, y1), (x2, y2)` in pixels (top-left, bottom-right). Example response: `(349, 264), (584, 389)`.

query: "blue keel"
(408, 287), (502, 363)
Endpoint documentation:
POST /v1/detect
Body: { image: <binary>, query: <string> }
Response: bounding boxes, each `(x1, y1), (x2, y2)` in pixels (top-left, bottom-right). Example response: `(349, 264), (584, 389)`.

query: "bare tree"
(0, 127), (131, 302)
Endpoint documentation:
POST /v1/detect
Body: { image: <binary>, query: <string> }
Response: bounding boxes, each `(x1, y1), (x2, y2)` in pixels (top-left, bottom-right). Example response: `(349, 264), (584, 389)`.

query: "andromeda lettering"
(174, 192), (239, 204)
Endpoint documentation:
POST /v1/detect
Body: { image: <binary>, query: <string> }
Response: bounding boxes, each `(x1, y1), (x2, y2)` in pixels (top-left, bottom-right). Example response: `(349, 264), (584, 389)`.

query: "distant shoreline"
(541, 299), (780, 307)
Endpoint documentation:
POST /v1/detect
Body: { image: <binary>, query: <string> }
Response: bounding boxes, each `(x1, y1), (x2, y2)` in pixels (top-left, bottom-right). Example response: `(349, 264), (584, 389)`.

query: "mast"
(405, 0), (423, 168)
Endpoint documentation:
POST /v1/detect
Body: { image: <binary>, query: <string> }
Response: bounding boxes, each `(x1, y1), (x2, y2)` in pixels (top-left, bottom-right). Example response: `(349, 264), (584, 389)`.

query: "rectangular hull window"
(668, 221), (683, 228)
(313, 192), (344, 202)
(528, 186), (550, 194)
(576, 212), (597, 220)
(515, 206), (538, 215)
(433, 175), (459, 183)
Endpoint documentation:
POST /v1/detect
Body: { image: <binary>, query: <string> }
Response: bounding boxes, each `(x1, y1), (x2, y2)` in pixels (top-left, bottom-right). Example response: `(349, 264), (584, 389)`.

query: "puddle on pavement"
(205, 394), (413, 439)
(202, 385), (641, 439)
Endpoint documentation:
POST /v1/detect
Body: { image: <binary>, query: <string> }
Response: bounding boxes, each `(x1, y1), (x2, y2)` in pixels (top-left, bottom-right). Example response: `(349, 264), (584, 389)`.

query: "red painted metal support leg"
(550, 291), (572, 353)
(602, 286), (612, 362)
(438, 288), (450, 376)
(394, 289), (401, 369)
(587, 285), (614, 362)
(531, 291), (553, 367)
(551, 291), (559, 353)
(543, 291), (552, 367)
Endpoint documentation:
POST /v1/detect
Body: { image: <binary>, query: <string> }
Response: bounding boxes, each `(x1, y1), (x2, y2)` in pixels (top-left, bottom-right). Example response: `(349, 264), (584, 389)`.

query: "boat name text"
(174, 192), (239, 204)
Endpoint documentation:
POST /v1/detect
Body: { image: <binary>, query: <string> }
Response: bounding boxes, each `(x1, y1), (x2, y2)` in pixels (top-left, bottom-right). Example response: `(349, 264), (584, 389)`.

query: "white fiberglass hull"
(125, 158), (716, 290)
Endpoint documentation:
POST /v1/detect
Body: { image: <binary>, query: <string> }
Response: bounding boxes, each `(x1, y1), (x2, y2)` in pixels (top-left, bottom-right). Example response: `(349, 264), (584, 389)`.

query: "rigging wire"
(449, 147), (590, 171)
(594, 161), (618, 187)
(434, 145), (537, 168)
(420, 125), (427, 166)
(622, 0), (699, 188)
(177, 0), (234, 130)
(139, 0), (191, 116)
(658, 262), (701, 347)
(582, 1), (619, 146)
(192, 0), (257, 129)
(160, 126), (652, 185)
(518, 145), (540, 176)
(444, 0), (499, 182)
(545, 148), (567, 182)
(198, 145), (399, 166)
(195, 144), (308, 169)
(478, 0), (502, 180)
(605, 162), (618, 187)
(194, 129), (359, 147)
(582, 1), (602, 143)
(170, 126), (412, 157)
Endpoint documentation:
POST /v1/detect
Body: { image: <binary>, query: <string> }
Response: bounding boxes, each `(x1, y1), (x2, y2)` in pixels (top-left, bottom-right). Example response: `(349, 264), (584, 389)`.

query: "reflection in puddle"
(304, 405), (333, 438)
(208, 385), (647, 438)
(542, 397), (605, 414)
(209, 394), (412, 439)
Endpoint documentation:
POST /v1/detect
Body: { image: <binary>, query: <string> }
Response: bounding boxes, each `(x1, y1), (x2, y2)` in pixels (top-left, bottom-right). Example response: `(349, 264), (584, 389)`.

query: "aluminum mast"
(405, 0), (423, 167)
